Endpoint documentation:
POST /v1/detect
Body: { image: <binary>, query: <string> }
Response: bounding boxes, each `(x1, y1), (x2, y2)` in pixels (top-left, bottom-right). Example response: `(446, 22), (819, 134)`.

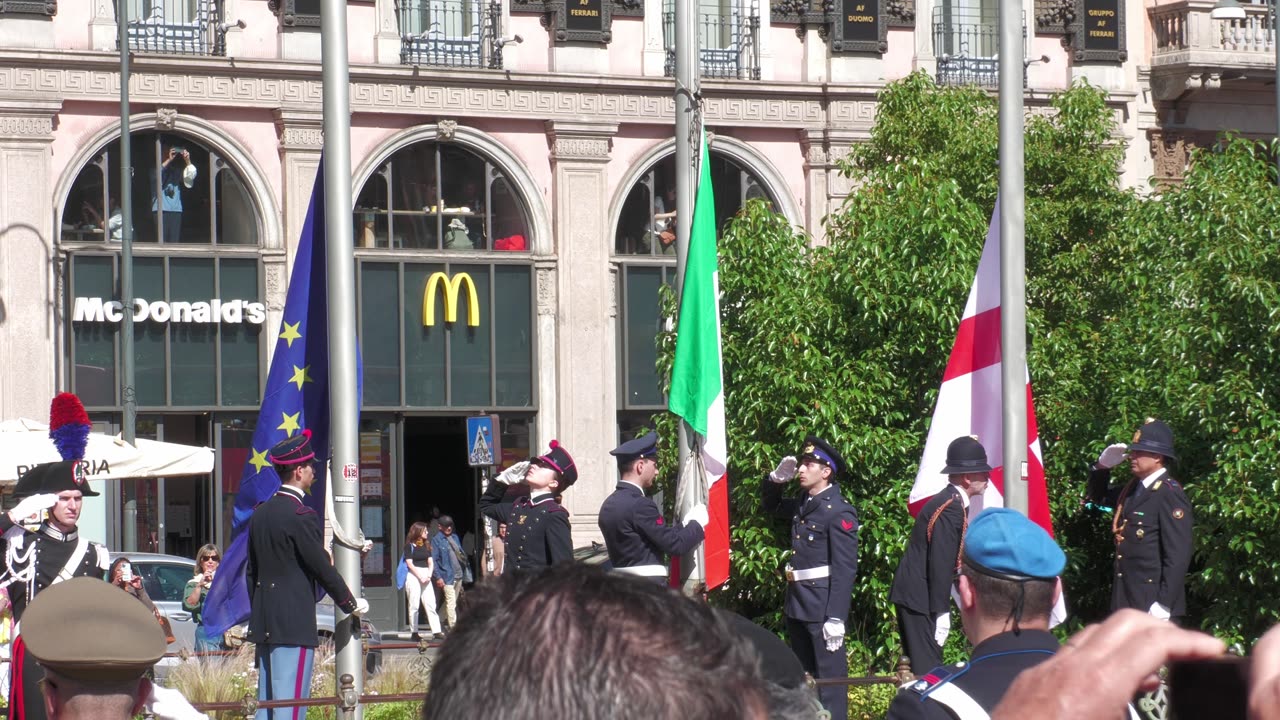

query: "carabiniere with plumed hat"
(0, 393), (113, 720)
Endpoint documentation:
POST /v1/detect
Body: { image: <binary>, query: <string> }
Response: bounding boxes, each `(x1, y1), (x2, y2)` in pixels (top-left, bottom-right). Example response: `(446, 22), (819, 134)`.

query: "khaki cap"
(23, 577), (166, 682)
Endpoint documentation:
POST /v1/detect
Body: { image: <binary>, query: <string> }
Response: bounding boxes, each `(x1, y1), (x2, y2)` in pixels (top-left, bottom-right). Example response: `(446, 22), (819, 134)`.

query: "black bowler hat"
(1130, 418), (1177, 460)
(610, 431), (658, 463)
(533, 439), (578, 491)
(269, 429), (316, 466)
(798, 435), (844, 477)
(15, 460), (100, 498)
(941, 436), (993, 475)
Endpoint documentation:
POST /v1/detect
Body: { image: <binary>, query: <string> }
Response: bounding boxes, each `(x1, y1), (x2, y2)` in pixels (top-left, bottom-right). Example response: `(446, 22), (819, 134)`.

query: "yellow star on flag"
(279, 321), (302, 348)
(278, 411), (301, 437)
(289, 364), (313, 391)
(249, 448), (271, 473)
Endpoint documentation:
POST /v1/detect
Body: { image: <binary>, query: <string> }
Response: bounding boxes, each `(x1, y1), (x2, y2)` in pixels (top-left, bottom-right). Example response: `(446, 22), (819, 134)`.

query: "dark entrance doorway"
(402, 417), (478, 557)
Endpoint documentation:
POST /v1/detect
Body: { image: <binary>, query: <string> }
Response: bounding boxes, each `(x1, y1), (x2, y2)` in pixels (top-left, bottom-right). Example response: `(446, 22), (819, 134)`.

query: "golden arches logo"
(422, 272), (480, 327)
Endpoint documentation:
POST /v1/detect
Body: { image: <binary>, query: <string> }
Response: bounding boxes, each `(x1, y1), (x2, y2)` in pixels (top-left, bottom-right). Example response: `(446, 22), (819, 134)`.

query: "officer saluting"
(598, 432), (708, 581)
(761, 435), (859, 720)
(481, 440), (578, 571)
(886, 509), (1067, 720)
(1084, 418), (1193, 620)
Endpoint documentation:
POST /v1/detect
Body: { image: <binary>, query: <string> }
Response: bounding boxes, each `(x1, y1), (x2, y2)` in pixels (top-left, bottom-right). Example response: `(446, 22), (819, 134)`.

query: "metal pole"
(998, 0), (1027, 514)
(320, 0), (362, 709)
(118, 0), (136, 446)
(674, 0), (704, 593)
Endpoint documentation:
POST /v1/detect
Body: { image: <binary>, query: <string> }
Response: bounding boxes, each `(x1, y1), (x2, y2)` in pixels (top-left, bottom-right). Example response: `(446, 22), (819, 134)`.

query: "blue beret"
(610, 431), (658, 461)
(963, 508), (1065, 580)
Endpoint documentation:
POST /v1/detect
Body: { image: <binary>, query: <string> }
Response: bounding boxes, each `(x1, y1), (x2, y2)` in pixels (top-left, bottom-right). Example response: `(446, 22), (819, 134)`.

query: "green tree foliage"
(656, 70), (1280, 677)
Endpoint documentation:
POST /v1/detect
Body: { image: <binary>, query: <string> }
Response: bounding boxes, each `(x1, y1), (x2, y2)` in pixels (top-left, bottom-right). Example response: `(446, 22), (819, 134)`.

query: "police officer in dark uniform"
(891, 436), (991, 675)
(761, 435), (859, 720)
(480, 440), (578, 572)
(886, 508), (1066, 720)
(1, 459), (111, 720)
(247, 430), (368, 720)
(1084, 418), (1193, 620)
(598, 432), (707, 581)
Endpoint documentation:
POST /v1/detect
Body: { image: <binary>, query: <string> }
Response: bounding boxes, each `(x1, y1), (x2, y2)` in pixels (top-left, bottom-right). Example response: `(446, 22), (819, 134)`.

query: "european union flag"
(205, 161), (345, 637)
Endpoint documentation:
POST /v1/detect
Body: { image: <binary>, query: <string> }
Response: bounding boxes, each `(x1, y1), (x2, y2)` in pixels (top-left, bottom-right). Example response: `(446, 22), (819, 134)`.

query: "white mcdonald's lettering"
(72, 296), (266, 324)
(422, 272), (480, 327)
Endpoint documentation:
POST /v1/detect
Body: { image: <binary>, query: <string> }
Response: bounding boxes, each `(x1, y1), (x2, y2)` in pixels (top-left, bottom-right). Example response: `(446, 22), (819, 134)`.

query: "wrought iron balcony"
(663, 0), (762, 80)
(932, 5), (1024, 87)
(398, 0), (503, 68)
(1149, 0), (1276, 99)
(123, 0), (226, 55)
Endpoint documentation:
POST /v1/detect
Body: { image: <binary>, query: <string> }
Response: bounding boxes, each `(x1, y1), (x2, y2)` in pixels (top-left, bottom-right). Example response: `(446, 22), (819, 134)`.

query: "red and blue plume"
(49, 392), (91, 462)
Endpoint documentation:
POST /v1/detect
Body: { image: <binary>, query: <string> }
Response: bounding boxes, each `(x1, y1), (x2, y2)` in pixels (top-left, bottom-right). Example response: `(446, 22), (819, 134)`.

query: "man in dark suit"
(886, 509), (1066, 720)
(1084, 418), (1193, 620)
(480, 440), (578, 572)
(598, 431), (707, 581)
(247, 430), (368, 720)
(891, 436), (991, 674)
(761, 435), (859, 720)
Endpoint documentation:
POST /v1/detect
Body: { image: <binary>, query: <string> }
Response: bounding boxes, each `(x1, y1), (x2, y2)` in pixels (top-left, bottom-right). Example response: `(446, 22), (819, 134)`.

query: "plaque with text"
(554, 0), (614, 42)
(1071, 0), (1126, 61)
(831, 0), (886, 53)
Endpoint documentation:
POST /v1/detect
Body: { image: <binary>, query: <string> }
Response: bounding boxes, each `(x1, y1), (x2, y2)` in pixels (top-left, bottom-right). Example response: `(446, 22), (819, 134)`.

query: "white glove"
(496, 461), (530, 486)
(769, 456), (797, 483)
(681, 503), (709, 528)
(934, 611), (952, 646)
(1148, 601), (1171, 620)
(1097, 443), (1128, 469)
(822, 619), (845, 652)
(147, 684), (209, 720)
(8, 493), (58, 523)
(352, 598), (370, 617)
(360, 539), (374, 554)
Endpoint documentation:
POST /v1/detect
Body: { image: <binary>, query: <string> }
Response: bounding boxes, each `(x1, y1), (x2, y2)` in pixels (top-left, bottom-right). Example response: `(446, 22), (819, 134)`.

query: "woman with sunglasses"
(184, 543), (225, 651)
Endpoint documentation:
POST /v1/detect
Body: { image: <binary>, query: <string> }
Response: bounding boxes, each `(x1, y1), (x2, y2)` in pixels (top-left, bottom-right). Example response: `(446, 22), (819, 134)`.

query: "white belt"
(614, 564), (668, 577)
(785, 565), (830, 582)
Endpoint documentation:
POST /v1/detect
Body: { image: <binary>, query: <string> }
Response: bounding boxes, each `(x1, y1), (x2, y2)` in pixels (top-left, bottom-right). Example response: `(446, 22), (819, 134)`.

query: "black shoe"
(411, 632), (422, 641)
(432, 632), (445, 640)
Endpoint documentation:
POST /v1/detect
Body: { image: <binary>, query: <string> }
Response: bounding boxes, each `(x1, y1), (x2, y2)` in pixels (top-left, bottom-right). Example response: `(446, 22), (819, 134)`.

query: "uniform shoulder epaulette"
(295, 505), (317, 516)
(905, 662), (967, 697)
(549, 503), (569, 515)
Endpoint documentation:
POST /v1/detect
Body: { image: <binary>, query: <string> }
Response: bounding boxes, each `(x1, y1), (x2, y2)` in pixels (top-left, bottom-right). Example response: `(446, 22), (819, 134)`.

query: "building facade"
(0, 0), (1272, 628)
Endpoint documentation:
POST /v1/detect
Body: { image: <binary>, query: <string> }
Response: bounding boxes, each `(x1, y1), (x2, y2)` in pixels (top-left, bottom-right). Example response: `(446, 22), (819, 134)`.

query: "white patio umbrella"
(0, 418), (215, 485)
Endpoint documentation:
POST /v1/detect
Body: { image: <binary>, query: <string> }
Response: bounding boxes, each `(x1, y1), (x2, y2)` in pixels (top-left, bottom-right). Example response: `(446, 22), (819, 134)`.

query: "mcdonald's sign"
(422, 272), (480, 327)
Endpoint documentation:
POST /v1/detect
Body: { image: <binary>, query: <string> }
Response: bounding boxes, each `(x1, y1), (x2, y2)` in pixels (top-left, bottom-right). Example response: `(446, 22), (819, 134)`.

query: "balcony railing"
(932, 5), (1025, 86)
(1150, 0), (1275, 65)
(398, 0), (501, 68)
(123, 0), (224, 55)
(663, 0), (761, 80)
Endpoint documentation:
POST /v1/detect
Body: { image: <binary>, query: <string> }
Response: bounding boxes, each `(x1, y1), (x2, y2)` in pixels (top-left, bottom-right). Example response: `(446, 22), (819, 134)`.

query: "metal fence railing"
(124, 0), (225, 55)
(932, 5), (1025, 87)
(663, 0), (761, 79)
(397, 0), (502, 68)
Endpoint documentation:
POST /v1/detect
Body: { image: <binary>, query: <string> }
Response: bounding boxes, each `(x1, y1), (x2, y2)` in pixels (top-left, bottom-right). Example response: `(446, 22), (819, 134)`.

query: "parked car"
(111, 552), (381, 675)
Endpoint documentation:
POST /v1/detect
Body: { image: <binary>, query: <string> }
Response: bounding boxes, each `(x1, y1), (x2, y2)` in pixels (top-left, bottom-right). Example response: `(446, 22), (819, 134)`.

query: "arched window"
(353, 141), (531, 252)
(60, 131), (260, 246)
(614, 150), (776, 436)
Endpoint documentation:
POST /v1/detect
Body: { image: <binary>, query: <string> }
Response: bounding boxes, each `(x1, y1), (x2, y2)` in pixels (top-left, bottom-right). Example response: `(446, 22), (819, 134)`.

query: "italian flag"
(669, 129), (731, 591)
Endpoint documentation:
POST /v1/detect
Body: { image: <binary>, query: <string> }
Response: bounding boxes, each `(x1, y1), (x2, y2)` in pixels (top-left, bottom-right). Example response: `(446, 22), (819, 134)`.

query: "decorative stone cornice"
(545, 121), (618, 162)
(0, 97), (61, 141)
(273, 107), (324, 151)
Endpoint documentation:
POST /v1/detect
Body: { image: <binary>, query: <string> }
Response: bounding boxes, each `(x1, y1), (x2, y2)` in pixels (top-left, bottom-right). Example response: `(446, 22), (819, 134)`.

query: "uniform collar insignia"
(38, 522), (78, 543)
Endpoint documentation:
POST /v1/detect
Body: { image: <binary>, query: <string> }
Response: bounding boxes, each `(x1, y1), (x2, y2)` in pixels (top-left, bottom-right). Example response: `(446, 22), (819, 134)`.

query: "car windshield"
(132, 562), (195, 603)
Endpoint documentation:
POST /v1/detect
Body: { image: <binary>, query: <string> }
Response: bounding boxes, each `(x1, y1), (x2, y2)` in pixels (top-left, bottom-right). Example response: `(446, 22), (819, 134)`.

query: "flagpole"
(118, 1), (136, 447)
(997, 0), (1027, 514)
(673, 0), (704, 593)
(320, 0), (363, 707)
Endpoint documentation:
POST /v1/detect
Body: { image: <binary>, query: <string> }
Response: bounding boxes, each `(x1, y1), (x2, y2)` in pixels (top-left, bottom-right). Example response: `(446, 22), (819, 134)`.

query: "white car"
(112, 552), (381, 673)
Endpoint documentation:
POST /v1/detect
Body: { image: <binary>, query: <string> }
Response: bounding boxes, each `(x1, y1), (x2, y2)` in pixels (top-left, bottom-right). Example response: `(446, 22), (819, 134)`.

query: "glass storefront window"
(360, 261), (534, 410)
(353, 140), (531, 252)
(359, 419), (394, 588)
(59, 131), (261, 246)
(68, 253), (263, 409)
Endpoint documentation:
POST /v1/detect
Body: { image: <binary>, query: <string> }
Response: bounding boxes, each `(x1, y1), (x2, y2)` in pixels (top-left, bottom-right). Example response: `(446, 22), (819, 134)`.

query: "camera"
(119, 563), (133, 582)
(1169, 656), (1248, 720)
